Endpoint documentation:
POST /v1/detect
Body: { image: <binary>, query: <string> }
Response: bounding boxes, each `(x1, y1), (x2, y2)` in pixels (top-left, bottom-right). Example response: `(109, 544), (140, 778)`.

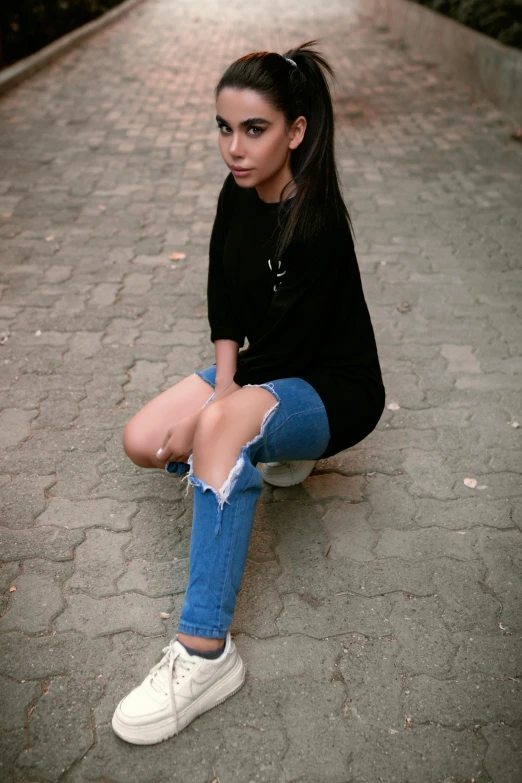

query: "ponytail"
(215, 40), (353, 261)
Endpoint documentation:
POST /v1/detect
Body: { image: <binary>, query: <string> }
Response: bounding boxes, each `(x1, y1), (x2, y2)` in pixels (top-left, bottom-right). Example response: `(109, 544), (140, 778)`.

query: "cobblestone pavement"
(1, 0), (521, 781)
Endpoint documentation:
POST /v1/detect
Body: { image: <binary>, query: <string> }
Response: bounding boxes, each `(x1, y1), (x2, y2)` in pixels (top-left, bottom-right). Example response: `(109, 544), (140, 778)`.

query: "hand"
(156, 412), (199, 466)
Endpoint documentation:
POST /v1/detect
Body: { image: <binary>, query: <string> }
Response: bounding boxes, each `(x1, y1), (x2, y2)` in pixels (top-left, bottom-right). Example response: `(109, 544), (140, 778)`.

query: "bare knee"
(122, 417), (156, 468)
(193, 403), (228, 451)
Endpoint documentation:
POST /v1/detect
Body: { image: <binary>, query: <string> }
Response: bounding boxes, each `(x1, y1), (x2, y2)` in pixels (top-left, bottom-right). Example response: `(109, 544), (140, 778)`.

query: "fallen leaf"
(511, 421), (520, 429)
(34, 329), (42, 337)
(396, 301), (411, 313)
(9, 586), (16, 592)
(498, 622), (507, 631)
(388, 729), (398, 734)
(405, 715), (412, 729)
(159, 612), (171, 619)
(98, 205), (106, 211)
(169, 252), (186, 261)
(0, 334), (9, 344)
(387, 402), (400, 411)
(2, 212), (12, 218)
(463, 478), (477, 489)
(510, 127), (522, 143)
(45, 235), (54, 242)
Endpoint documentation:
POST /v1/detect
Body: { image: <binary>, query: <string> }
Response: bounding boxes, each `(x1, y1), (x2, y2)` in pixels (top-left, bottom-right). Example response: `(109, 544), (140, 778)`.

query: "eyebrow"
(215, 115), (272, 128)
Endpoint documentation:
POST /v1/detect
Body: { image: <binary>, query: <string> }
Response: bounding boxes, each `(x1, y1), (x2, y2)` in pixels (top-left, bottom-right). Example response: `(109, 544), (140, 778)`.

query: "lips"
(231, 166), (251, 173)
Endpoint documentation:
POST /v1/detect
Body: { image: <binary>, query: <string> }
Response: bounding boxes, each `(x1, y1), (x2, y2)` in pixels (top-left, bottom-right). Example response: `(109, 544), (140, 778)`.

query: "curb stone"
(0, 0), (150, 96)
(357, 0), (522, 124)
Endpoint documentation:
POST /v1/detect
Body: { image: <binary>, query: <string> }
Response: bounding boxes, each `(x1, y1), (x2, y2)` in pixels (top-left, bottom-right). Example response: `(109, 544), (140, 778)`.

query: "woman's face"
(215, 87), (306, 202)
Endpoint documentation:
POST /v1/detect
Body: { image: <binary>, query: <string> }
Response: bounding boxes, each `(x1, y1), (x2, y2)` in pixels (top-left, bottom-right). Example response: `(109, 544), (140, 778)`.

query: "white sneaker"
(261, 460), (317, 487)
(112, 631), (245, 745)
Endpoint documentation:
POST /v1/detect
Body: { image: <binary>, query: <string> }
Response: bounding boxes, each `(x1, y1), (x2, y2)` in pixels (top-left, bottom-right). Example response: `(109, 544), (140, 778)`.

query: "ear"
(288, 115), (307, 150)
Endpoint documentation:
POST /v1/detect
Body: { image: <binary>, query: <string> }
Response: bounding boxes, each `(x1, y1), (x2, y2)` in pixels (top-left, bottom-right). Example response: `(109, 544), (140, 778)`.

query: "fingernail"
(156, 448), (163, 457)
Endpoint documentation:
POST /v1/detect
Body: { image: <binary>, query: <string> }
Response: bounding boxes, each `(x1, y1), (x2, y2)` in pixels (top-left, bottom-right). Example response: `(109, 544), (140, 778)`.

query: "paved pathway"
(0, 0), (521, 781)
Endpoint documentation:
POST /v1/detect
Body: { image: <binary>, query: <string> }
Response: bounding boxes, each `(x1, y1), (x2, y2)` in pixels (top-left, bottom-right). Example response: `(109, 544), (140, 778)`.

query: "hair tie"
(285, 57), (297, 68)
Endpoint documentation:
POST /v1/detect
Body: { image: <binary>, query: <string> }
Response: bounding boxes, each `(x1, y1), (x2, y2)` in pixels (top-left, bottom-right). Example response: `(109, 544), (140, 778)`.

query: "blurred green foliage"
(0, 0), (127, 68)
(412, 0), (522, 48)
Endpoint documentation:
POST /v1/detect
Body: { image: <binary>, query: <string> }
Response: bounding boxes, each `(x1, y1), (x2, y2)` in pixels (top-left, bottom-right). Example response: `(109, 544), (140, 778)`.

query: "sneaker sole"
(261, 460), (316, 487)
(112, 654), (245, 745)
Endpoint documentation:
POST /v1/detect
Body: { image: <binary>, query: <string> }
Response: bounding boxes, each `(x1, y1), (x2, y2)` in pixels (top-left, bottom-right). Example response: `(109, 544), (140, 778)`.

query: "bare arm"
(214, 339), (242, 399)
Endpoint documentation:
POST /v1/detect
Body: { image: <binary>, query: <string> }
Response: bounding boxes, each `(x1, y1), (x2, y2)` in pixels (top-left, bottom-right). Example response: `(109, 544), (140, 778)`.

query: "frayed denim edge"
(183, 382), (281, 535)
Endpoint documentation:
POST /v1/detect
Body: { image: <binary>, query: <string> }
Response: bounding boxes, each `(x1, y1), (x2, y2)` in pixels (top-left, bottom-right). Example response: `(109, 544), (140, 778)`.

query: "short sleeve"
(207, 174), (246, 347)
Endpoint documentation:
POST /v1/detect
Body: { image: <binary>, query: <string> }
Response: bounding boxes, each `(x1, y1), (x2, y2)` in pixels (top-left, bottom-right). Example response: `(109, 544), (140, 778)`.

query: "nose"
(228, 132), (244, 159)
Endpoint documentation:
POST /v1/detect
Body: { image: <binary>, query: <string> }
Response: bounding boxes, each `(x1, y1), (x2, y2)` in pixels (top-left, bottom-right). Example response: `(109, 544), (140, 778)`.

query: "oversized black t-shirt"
(207, 172), (385, 459)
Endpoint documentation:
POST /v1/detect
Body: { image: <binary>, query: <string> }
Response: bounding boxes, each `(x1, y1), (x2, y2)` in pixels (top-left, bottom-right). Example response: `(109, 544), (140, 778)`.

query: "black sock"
(178, 639), (226, 659)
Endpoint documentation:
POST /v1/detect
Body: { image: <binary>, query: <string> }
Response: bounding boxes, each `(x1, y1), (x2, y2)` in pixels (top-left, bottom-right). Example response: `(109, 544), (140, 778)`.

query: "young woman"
(112, 41), (384, 745)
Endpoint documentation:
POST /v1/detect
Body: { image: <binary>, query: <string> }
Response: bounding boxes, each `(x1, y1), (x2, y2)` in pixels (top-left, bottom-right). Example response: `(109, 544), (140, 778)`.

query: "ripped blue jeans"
(172, 364), (331, 639)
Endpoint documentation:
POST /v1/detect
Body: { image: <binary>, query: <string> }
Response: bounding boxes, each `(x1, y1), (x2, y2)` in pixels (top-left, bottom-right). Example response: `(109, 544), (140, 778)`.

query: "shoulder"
(217, 171), (242, 212)
(285, 218), (354, 266)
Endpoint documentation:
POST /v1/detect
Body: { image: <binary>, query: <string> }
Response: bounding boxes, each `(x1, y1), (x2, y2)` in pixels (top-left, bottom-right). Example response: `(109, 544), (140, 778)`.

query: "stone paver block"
(300, 472), (365, 500)
(79, 724), (221, 783)
(0, 676), (40, 730)
(236, 633), (341, 681)
(66, 529), (131, 597)
(55, 592), (171, 637)
(482, 725), (522, 783)
(0, 408), (38, 448)
(476, 529), (522, 630)
(415, 497), (512, 529)
(432, 559), (500, 632)
(280, 678), (352, 782)
(326, 557), (438, 597)
(277, 592), (393, 637)
(232, 560), (282, 637)
(0, 559), (72, 634)
(50, 451), (104, 500)
(0, 526), (84, 562)
(36, 497), (137, 530)
(390, 595), (457, 676)
(0, 475), (54, 529)
(321, 501), (377, 561)
(347, 724), (486, 783)
(339, 635), (402, 730)
(15, 677), (102, 783)
(215, 726), (286, 783)
(125, 359), (167, 392)
(402, 450), (458, 500)
(375, 527), (476, 560)
(366, 474), (417, 530)
(0, 631), (111, 681)
(116, 556), (189, 596)
(0, 729), (27, 783)
(116, 499), (190, 561)
(451, 631), (522, 677)
(164, 344), (203, 378)
(441, 344), (482, 373)
(405, 673), (522, 727)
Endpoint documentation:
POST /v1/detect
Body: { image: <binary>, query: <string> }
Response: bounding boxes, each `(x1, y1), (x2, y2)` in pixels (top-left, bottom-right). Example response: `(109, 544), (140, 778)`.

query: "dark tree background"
(0, 0), (127, 69)
(412, 0), (522, 49)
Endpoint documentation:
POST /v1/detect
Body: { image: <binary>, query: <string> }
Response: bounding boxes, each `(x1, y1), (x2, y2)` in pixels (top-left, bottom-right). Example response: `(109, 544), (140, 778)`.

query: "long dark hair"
(215, 40), (353, 260)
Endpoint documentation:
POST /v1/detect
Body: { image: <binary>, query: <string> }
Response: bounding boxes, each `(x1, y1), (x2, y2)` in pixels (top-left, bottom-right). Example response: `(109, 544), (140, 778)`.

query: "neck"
(255, 163), (295, 204)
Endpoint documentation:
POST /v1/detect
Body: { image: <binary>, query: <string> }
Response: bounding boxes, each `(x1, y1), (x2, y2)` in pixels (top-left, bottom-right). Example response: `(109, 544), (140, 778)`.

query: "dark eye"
(217, 123), (231, 135)
(248, 125), (264, 136)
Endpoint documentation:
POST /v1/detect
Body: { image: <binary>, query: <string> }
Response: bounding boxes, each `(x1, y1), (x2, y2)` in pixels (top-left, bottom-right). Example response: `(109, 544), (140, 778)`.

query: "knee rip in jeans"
(181, 383), (280, 535)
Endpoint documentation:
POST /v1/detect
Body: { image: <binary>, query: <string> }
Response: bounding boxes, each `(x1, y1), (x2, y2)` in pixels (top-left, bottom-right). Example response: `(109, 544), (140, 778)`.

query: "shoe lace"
(148, 640), (195, 732)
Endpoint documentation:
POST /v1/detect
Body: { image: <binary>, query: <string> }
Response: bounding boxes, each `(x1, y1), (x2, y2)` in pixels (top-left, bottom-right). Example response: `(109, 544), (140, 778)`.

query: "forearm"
(214, 339), (239, 392)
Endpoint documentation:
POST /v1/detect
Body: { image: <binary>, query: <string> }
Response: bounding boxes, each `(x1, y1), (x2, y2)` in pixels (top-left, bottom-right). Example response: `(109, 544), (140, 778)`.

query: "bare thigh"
(123, 374), (214, 468)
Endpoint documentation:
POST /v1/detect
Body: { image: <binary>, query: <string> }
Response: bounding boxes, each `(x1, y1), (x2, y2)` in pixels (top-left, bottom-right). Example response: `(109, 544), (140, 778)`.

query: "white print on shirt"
(267, 258), (286, 292)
